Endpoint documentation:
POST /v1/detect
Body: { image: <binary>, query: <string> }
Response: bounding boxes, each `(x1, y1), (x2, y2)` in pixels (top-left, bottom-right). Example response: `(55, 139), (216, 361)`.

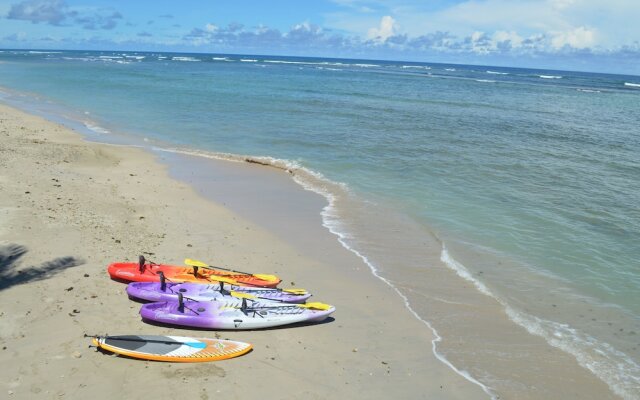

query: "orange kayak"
(107, 257), (281, 288)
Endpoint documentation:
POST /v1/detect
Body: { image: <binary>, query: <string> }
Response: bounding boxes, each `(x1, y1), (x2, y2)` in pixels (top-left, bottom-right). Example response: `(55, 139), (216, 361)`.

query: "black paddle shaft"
(86, 334), (198, 346)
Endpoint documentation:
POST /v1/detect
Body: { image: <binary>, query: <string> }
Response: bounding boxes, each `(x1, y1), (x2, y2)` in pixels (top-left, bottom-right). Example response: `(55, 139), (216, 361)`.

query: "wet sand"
(0, 103), (488, 399)
(157, 149), (621, 399)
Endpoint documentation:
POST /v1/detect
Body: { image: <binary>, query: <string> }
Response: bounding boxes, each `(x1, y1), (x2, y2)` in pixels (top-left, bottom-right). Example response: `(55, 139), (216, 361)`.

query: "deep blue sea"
(1, 49), (639, 397)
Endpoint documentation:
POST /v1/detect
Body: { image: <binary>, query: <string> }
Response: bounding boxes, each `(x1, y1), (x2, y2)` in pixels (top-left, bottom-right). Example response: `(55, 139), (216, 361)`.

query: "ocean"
(1, 49), (639, 397)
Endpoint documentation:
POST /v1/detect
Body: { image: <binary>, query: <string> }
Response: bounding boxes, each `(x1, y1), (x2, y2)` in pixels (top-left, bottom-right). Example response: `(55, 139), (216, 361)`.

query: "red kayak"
(108, 256), (281, 288)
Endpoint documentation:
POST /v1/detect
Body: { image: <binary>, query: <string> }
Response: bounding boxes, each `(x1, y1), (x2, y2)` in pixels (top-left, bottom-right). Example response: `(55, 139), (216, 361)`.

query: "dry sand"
(0, 103), (489, 399)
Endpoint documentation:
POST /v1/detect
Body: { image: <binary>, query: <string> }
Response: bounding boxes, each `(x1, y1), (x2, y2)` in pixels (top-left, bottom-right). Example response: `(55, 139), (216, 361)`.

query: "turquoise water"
(1, 50), (639, 395)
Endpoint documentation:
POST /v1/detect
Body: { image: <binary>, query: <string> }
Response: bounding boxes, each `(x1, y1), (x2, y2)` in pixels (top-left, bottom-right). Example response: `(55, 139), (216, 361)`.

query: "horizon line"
(1, 46), (639, 78)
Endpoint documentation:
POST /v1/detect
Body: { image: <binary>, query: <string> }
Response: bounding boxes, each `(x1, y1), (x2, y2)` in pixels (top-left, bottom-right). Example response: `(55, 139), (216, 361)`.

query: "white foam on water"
(440, 246), (493, 297)
(212, 57), (229, 61)
(445, 68), (456, 71)
(352, 63), (379, 68)
(402, 65), (431, 69)
(263, 60), (350, 67)
(62, 57), (91, 61)
(154, 147), (347, 193)
(86, 56), (131, 64)
(83, 122), (110, 134)
(264, 60), (311, 65)
(577, 88), (601, 93)
(28, 51), (62, 54)
(240, 59), (258, 62)
(300, 186), (498, 400)
(440, 246), (640, 399)
(172, 57), (200, 62)
(624, 82), (640, 88)
(476, 79), (496, 83)
(486, 70), (508, 75)
(539, 75), (563, 79)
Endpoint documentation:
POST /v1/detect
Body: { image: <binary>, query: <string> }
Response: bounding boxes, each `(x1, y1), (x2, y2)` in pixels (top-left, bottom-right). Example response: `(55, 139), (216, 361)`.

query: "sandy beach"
(0, 103), (493, 399)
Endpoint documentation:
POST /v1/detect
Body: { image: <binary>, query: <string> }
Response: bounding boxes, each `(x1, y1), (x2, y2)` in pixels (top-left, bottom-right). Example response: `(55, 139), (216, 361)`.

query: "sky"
(0, 0), (639, 74)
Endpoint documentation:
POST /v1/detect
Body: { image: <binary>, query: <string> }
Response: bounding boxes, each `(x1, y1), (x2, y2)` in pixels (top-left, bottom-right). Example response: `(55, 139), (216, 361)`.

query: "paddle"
(184, 258), (279, 283)
(282, 288), (308, 295)
(214, 279), (307, 295)
(85, 334), (207, 349)
(230, 291), (333, 311)
(188, 271), (305, 294)
(221, 289), (296, 303)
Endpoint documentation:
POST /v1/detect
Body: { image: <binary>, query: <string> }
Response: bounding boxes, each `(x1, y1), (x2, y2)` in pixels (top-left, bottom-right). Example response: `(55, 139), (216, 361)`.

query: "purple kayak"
(140, 296), (335, 330)
(126, 281), (311, 304)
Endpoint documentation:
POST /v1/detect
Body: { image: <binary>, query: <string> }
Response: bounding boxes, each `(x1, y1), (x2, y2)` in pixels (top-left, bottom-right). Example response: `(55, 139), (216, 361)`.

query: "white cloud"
(290, 21), (322, 35)
(367, 15), (396, 42)
(325, 0), (640, 52)
(492, 30), (524, 48)
(179, 17), (622, 61)
(183, 22), (347, 52)
(7, 0), (70, 25)
(550, 26), (596, 49)
(6, 0), (123, 30)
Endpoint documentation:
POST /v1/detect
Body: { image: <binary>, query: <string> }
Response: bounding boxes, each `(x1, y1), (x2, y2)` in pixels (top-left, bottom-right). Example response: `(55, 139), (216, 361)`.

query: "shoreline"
(158, 148), (495, 396)
(0, 102), (490, 398)
(140, 129), (622, 398)
(0, 97), (626, 398)
(140, 138), (633, 399)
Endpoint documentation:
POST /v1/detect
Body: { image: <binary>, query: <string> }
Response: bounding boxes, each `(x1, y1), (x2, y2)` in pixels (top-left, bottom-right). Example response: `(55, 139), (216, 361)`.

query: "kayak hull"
(108, 261), (281, 288)
(140, 300), (335, 330)
(127, 281), (311, 304)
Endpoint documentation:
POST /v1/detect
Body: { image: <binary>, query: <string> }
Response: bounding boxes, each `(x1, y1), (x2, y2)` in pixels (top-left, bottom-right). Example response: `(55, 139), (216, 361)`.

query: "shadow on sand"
(0, 243), (85, 291)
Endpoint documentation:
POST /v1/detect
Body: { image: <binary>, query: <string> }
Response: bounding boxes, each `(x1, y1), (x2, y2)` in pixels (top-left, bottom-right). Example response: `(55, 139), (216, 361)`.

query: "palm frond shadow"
(0, 243), (85, 291)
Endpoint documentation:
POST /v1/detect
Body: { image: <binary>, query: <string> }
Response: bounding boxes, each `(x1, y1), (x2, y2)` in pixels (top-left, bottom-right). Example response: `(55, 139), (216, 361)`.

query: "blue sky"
(1, 0), (639, 74)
